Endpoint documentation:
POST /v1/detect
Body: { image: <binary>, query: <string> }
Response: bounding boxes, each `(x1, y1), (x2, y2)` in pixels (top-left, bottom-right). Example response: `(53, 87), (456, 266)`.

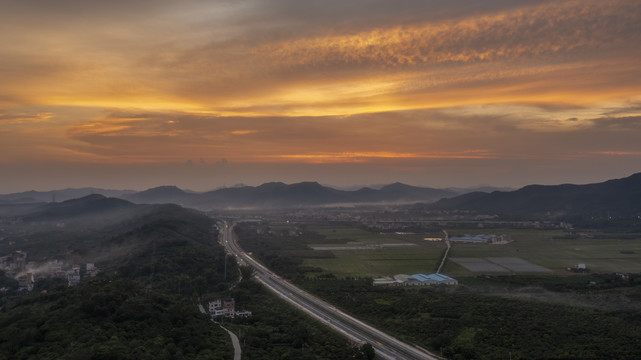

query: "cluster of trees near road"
(233, 223), (338, 282)
(222, 274), (376, 360)
(0, 203), (368, 359)
(301, 278), (641, 359)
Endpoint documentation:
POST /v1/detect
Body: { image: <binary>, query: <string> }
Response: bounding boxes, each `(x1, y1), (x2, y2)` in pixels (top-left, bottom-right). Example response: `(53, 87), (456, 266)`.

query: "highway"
(220, 221), (442, 360)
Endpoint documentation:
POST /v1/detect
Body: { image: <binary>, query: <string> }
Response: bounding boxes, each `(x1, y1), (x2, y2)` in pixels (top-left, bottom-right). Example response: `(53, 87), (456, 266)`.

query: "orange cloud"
(230, 130), (260, 135)
(1, 0), (638, 121)
(590, 151), (641, 156)
(0, 111), (54, 124)
(260, 0), (638, 69)
(261, 151), (495, 164)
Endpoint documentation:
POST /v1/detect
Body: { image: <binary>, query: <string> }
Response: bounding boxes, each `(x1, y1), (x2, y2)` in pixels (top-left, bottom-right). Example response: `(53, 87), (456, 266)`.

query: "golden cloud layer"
(0, 0), (640, 171)
(262, 151), (495, 164)
(262, 1), (637, 68)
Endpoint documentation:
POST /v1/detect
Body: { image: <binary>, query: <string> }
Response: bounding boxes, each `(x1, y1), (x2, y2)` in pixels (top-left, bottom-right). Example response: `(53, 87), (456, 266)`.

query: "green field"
(303, 246), (446, 277)
(302, 225), (446, 277)
(444, 228), (641, 276)
(310, 225), (432, 244)
(301, 226), (641, 278)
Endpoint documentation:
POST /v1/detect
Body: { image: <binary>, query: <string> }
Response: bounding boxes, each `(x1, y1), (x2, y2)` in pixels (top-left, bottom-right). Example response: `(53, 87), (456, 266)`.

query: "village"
(0, 250), (99, 291)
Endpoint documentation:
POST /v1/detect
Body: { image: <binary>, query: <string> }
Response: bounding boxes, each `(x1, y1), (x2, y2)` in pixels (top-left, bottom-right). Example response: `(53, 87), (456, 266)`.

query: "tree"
(239, 265), (255, 281)
(360, 343), (375, 360)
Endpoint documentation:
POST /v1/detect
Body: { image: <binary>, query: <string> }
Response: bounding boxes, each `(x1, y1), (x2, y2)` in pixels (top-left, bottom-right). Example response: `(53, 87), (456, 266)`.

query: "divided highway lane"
(220, 222), (441, 360)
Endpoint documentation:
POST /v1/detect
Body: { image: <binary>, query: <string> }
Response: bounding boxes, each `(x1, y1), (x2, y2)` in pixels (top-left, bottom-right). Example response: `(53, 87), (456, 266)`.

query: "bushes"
(301, 279), (641, 359)
(0, 276), (233, 360)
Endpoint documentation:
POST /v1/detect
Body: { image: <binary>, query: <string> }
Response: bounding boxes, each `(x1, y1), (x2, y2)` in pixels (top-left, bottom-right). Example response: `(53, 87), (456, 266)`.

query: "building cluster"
(373, 273), (458, 286)
(208, 298), (252, 319)
(16, 262), (100, 291)
(1, 250), (100, 291)
(1, 251), (34, 291)
(0, 251), (27, 272)
(450, 234), (512, 244)
(50, 262), (99, 286)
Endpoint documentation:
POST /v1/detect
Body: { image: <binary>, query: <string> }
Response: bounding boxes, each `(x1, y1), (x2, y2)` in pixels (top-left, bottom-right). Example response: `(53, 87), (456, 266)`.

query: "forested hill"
(0, 199), (364, 359)
(0, 203), (236, 359)
(0, 188), (135, 203)
(23, 194), (135, 221)
(430, 172), (641, 219)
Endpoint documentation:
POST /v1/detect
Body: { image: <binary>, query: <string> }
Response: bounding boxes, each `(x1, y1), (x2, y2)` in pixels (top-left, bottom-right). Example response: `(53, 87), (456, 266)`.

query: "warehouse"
(373, 273), (458, 286)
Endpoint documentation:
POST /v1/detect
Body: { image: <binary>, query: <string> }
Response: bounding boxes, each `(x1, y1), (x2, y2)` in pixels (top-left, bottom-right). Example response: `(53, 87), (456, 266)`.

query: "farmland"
(443, 228), (641, 276)
(273, 224), (641, 279)
(235, 219), (641, 359)
(303, 225), (445, 277)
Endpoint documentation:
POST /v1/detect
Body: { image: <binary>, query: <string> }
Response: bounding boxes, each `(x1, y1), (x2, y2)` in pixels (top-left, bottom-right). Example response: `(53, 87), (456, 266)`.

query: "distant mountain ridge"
(0, 188), (135, 203)
(1, 182), (458, 209)
(123, 185), (195, 204)
(2, 173), (641, 214)
(122, 181), (457, 209)
(23, 194), (137, 221)
(430, 172), (641, 218)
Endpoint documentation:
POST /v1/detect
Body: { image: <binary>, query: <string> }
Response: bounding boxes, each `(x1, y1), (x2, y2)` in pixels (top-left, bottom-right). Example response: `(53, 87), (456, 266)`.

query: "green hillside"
(0, 204), (235, 359)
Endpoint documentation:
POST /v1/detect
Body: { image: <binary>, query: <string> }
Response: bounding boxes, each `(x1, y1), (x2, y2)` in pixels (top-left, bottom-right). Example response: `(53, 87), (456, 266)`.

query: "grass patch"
(303, 245), (446, 278)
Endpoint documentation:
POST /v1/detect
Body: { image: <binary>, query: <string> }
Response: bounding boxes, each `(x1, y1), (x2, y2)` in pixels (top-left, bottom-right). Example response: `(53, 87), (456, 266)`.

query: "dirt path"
(436, 230), (450, 274)
(198, 304), (241, 360)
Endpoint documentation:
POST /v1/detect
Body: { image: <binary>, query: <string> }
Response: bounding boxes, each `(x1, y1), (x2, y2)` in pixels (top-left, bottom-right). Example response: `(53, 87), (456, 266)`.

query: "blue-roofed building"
(411, 273), (432, 282)
(373, 272), (458, 286)
(405, 273), (458, 286)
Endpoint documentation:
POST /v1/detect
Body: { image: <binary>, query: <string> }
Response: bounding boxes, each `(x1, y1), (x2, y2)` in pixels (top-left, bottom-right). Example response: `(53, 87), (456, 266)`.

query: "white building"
(17, 273), (34, 291)
(208, 298), (252, 318)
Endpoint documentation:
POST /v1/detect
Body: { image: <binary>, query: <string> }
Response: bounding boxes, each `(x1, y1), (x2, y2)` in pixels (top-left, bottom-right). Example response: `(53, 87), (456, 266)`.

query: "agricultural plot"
(310, 225), (428, 245)
(487, 257), (551, 272)
(301, 225), (447, 277)
(450, 258), (510, 272)
(310, 243), (416, 251)
(302, 246), (446, 278)
(451, 257), (551, 273)
(445, 228), (641, 275)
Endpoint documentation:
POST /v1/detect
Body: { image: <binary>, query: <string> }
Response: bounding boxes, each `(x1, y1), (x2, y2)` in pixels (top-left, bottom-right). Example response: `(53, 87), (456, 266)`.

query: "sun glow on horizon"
(261, 151), (496, 164)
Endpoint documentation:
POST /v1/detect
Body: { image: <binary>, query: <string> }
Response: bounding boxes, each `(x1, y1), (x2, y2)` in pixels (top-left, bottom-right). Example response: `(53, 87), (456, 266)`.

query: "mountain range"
(122, 182), (458, 209)
(0, 182), (466, 209)
(430, 172), (641, 218)
(1, 173), (640, 217)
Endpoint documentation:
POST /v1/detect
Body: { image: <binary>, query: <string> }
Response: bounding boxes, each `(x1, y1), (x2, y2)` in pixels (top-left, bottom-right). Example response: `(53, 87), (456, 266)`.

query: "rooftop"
(411, 273), (456, 282)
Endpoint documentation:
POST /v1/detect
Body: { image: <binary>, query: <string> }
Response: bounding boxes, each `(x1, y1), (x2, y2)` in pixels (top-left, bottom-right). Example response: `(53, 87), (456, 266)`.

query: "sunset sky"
(1, 0), (641, 192)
